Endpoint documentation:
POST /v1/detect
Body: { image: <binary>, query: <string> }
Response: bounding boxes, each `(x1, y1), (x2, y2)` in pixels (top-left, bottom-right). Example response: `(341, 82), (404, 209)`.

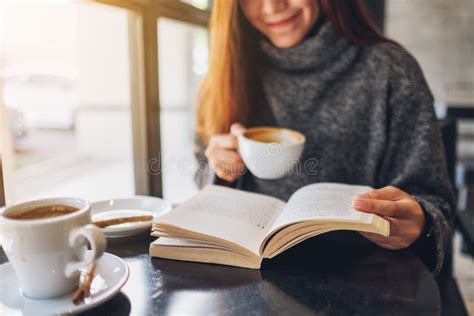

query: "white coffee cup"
(238, 127), (305, 179)
(0, 197), (106, 299)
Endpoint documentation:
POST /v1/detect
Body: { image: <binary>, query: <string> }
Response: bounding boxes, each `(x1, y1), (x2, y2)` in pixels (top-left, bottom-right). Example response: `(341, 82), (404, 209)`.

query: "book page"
(269, 183), (373, 232)
(156, 185), (285, 255)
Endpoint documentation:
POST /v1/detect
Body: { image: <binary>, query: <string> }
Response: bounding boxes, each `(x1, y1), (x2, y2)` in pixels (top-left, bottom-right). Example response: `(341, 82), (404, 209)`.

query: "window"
(181, 0), (210, 11)
(0, 0), (211, 204)
(1, 1), (135, 203)
(158, 18), (209, 204)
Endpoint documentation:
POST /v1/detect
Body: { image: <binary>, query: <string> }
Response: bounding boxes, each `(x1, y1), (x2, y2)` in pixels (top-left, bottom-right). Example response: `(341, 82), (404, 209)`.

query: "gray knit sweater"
(194, 21), (455, 275)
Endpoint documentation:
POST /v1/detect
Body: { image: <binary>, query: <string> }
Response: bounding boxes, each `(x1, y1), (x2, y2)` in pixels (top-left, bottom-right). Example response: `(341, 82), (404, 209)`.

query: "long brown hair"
(197, 0), (389, 143)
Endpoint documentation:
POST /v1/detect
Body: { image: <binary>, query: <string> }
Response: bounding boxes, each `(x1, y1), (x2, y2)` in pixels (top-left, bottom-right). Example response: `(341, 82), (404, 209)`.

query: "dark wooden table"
(0, 232), (441, 315)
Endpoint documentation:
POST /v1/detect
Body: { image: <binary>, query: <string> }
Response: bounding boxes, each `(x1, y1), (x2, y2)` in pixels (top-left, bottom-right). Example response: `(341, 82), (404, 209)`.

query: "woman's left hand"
(352, 186), (426, 250)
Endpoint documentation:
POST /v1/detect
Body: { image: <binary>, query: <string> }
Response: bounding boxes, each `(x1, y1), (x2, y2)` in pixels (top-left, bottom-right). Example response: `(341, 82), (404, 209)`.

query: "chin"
(269, 34), (306, 49)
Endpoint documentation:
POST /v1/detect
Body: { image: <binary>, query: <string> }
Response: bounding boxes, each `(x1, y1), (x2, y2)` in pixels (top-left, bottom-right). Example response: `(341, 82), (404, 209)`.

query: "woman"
(194, 0), (454, 275)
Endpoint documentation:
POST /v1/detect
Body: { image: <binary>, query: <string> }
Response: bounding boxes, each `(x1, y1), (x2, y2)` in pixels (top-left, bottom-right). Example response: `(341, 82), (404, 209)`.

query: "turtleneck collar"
(258, 18), (353, 72)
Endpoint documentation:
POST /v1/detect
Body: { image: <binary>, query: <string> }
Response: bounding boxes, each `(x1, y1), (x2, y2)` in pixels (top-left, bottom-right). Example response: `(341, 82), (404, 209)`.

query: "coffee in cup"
(1, 198), (106, 299)
(238, 127), (305, 179)
(5, 204), (79, 220)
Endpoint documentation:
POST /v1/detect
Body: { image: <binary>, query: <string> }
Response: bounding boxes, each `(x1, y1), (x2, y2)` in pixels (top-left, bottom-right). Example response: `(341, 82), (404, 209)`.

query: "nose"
(262, 0), (288, 16)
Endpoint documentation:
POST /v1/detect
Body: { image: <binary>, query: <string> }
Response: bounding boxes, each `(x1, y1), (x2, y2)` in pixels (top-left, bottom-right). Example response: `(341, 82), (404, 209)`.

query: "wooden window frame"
(1, 63), (6, 207)
(93, 0), (210, 197)
(0, 0), (209, 202)
(0, 159), (5, 207)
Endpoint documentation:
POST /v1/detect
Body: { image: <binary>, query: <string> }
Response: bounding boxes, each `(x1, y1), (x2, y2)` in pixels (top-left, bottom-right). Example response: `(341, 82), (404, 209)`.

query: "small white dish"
(0, 251), (129, 315)
(91, 196), (172, 238)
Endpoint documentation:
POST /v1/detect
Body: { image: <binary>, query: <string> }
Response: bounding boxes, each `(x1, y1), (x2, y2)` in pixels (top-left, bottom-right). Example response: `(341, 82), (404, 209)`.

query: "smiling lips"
(265, 11), (302, 29)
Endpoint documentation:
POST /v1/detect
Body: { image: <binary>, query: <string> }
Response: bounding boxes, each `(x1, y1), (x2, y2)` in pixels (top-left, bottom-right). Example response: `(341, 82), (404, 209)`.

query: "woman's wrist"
(409, 196), (438, 272)
(413, 196), (434, 241)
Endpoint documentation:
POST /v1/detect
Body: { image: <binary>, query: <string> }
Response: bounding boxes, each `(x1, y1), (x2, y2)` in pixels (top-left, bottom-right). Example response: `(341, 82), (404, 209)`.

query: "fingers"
(206, 148), (245, 182)
(359, 232), (412, 250)
(358, 186), (406, 201)
(207, 134), (238, 151)
(205, 123), (246, 182)
(207, 122), (246, 151)
(230, 123), (246, 136)
(359, 216), (421, 249)
(355, 186), (426, 250)
(359, 218), (410, 237)
(352, 197), (408, 217)
(359, 231), (398, 249)
(389, 218), (424, 239)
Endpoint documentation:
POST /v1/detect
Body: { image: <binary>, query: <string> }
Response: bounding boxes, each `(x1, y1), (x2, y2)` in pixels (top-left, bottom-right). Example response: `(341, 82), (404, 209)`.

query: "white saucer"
(0, 252), (129, 315)
(91, 196), (172, 238)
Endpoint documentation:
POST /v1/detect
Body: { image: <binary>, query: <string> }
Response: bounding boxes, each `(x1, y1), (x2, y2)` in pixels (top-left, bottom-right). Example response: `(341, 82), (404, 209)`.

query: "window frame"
(94, 0), (210, 197)
(0, 0), (209, 201)
(0, 159), (5, 207)
(0, 58), (7, 208)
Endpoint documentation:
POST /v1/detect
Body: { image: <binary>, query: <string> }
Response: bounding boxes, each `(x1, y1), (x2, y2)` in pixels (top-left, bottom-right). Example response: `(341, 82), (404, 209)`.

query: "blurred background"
(1, 0), (209, 204)
(0, 0), (473, 314)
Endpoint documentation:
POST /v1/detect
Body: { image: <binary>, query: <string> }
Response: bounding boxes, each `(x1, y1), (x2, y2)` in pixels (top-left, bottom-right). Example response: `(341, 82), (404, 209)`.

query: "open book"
(150, 183), (389, 269)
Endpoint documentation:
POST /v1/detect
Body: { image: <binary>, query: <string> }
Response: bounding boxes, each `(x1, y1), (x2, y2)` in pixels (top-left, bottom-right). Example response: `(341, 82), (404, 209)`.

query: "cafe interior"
(0, 0), (473, 315)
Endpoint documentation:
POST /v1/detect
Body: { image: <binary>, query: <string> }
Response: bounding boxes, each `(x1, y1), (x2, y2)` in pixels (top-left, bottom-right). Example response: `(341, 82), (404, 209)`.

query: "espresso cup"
(1, 197), (107, 299)
(238, 127), (305, 179)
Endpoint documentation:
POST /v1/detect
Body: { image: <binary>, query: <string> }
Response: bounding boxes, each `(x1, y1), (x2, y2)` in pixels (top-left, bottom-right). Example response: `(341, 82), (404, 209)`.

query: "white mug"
(238, 127), (305, 179)
(1, 197), (107, 299)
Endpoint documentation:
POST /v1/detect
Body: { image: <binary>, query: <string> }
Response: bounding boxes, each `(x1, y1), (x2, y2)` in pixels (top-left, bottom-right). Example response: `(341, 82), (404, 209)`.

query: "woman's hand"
(205, 123), (246, 182)
(352, 186), (426, 250)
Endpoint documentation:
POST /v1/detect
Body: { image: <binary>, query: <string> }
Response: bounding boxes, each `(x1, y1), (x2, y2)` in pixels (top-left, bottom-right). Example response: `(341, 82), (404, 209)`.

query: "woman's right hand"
(205, 123), (246, 182)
